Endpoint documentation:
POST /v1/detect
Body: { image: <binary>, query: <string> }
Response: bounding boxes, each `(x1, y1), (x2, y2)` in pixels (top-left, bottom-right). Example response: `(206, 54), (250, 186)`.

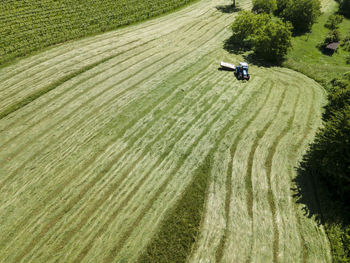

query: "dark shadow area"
(223, 36), (282, 67)
(217, 67), (234, 72)
(216, 4), (242, 14)
(293, 162), (350, 224)
(292, 165), (328, 225)
(292, 29), (312, 37)
(223, 35), (249, 54)
(292, 158), (350, 260)
(242, 52), (279, 68)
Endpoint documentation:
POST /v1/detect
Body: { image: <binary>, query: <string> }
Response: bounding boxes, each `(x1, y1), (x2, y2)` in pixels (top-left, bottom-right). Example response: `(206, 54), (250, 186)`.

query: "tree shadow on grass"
(292, 158), (349, 228)
(223, 36), (284, 68)
(216, 4), (242, 14)
(242, 53), (279, 68)
(292, 157), (350, 261)
(223, 35), (248, 54)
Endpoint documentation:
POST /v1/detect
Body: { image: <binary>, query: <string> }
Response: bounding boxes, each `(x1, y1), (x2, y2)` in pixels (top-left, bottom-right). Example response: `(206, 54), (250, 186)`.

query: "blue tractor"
(235, 62), (250, 80)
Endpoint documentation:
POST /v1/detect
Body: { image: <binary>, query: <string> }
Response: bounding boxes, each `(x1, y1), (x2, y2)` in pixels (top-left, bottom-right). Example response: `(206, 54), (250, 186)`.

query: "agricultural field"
(0, 0), (332, 262)
(0, 0), (197, 66)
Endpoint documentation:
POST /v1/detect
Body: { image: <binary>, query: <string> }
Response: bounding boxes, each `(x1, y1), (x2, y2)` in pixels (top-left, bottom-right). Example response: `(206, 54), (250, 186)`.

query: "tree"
(339, 0), (350, 17)
(230, 11), (292, 61)
(230, 11), (264, 46)
(252, 0), (277, 14)
(280, 0), (321, 33)
(251, 18), (292, 61)
(341, 32), (350, 51)
(318, 29), (341, 50)
(275, 0), (291, 15)
(325, 14), (344, 30)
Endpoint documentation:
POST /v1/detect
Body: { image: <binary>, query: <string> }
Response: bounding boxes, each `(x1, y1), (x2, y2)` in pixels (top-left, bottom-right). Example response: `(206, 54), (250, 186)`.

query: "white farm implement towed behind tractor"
(220, 61), (250, 80)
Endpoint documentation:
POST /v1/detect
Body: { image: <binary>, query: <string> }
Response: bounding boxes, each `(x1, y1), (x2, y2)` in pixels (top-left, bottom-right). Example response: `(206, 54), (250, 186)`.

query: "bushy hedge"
(325, 14), (344, 30)
(341, 32), (350, 52)
(252, 0), (277, 14)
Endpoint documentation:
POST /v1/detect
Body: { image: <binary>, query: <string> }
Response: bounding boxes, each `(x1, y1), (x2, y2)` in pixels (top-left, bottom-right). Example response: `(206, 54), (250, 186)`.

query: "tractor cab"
(235, 62), (250, 80)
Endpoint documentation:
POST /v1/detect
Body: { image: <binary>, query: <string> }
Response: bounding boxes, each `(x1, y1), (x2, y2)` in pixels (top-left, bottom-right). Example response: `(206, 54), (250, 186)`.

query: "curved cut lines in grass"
(0, 54), (217, 250)
(0, 1), (220, 100)
(21, 63), (226, 263)
(137, 78), (267, 263)
(0, 12), (227, 175)
(100, 76), (261, 263)
(188, 69), (329, 263)
(215, 80), (275, 263)
(23, 68), (247, 263)
(0, 8), (221, 120)
(0, 0), (331, 262)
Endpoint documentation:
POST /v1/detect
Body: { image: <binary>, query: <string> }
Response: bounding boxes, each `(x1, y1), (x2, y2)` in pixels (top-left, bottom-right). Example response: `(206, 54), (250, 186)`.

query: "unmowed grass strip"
(137, 155), (211, 263)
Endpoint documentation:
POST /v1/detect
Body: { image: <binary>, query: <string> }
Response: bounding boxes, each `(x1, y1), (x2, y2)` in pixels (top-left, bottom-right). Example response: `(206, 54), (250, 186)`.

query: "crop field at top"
(0, 0), (197, 66)
(0, 0), (332, 262)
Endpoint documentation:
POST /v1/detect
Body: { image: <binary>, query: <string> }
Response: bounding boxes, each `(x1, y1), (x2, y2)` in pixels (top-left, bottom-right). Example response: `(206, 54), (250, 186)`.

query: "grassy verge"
(283, 0), (350, 85)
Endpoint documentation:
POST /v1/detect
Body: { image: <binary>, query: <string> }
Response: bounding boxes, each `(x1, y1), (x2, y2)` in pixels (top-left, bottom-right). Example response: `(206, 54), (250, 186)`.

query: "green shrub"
(325, 14), (344, 30)
(311, 73), (350, 200)
(341, 32), (350, 51)
(252, 0), (277, 14)
(275, 0), (291, 16)
(317, 29), (342, 50)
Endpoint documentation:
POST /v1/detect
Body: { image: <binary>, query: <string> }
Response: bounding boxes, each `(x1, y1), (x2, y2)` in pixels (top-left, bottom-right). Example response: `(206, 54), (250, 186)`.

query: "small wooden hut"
(324, 42), (340, 55)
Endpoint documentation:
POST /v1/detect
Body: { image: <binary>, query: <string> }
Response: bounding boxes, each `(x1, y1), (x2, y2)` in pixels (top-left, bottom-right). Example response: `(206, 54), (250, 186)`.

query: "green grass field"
(0, 0), (333, 262)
